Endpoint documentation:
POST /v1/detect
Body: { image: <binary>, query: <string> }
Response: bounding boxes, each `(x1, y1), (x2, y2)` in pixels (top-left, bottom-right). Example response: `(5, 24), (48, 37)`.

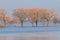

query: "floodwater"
(0, 26), (60, 40)
(0, 22), (60, 40)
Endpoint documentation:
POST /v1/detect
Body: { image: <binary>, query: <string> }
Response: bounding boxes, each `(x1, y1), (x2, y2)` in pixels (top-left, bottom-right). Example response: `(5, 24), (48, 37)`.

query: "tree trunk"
(21, 21), (23, 27)
(32, 23), (34, 27)
(43, 23), (45, 27)
(47, 22), (49, 27)
(42, 21), (45, 27)
(3, 17), (7, 28)
(36, 20), (38, 27)
(14, 24), (16, 27)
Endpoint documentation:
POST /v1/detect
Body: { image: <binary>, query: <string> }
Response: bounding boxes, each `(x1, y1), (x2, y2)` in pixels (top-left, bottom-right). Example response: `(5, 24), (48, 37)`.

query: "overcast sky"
(0, 0), (60, 17)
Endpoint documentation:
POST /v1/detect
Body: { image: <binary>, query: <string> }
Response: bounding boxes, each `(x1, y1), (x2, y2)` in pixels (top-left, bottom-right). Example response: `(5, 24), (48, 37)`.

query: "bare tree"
(12, 17), (20, 27)
(39, 8), (55, 27)
(27, 8), (39, 27)
(13, 8), (27, 27)
(52, 13), (58, 24)
(4, 15), (11, 27)
(39, 8), (49, 27)
(0, 8), (7, 28)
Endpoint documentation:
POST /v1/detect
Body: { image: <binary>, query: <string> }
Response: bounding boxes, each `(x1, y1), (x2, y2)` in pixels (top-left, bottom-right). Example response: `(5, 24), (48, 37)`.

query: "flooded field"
(0, 27), (60, 40)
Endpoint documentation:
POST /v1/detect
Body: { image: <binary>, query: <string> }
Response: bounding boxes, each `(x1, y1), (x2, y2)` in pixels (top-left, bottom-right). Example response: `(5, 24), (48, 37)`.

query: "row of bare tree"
(0, 8), (59, 28)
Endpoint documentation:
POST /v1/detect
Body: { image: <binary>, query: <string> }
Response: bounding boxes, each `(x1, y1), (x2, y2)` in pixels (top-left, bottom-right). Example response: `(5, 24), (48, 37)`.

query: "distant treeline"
(0, 8), (59, 28)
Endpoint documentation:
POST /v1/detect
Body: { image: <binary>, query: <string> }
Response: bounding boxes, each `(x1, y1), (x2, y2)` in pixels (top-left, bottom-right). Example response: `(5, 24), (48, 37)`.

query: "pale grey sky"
(0, 0), (60, 17)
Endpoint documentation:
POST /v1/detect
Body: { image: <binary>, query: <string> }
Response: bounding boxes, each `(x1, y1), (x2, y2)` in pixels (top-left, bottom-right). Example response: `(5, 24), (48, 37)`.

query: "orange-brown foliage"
(4, 15), (11, 24)
(13, 17), (20, 24)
